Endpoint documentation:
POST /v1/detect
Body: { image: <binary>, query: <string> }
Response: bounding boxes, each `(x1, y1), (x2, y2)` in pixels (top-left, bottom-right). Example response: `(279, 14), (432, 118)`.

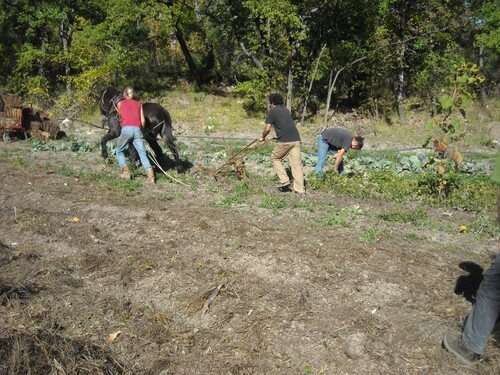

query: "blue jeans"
(461, 251), (500, 354)
(115, 126), (152, 170)
(315, 135), (343, 175)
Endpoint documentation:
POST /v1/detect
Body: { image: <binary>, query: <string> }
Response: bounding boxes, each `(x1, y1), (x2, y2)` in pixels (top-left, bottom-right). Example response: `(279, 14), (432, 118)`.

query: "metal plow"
(196, 137), (274, 180)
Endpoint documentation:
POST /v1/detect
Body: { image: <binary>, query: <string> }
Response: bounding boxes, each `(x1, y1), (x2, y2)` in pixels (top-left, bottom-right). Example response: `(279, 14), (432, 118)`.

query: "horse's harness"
(101, 92), (122, 126)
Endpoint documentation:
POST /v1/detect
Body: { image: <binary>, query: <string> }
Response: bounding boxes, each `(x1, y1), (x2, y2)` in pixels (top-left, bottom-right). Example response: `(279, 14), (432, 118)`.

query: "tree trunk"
(396, 41), (406, 124)
(479, 46), (489, 108)
(60, 12), (73, 94)
(39, 25), (49, 78)
(286, 66), (293, 112)
(300, 44), (326, 126)
(323, 68), (343, 129)
(175, 28), (202, 85)
(239, 42), (264, 70)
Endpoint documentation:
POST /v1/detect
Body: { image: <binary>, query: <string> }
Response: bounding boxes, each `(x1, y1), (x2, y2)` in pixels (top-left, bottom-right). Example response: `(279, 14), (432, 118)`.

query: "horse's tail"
(160, 106), (180, 166)
(160, 107), (174, 148)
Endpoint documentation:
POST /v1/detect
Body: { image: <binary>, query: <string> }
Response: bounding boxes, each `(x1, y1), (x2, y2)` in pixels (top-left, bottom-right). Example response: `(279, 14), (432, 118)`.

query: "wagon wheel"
(2, 132), (11, 143)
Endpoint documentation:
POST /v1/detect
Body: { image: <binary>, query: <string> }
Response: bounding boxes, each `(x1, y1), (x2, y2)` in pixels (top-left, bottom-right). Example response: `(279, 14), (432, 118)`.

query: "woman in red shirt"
(115, 86), (155, 183)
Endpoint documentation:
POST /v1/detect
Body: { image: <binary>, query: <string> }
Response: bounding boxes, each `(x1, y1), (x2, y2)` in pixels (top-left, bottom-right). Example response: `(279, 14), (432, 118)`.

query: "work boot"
(120, 165), (131, 180)
(146, 168), (155, 184)
(442, 333), (479, 367)
(276, 181), (290, 188)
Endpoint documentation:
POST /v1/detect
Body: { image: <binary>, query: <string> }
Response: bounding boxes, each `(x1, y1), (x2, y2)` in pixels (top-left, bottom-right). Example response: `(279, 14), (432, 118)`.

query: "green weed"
(214, 181), (260, 207)
(220, 195), (245, 207)
(12, 157), (25, 166)
(196, 262), (205, 270)
(379, 208), (430, 227)
(468, 210), (500, 236)
(402, 233), (424, 240)
(233, 180), (259, 196)
(260, 196), (288, 209)
(319, 205), (365, 227)
(358, 227), (381, 243)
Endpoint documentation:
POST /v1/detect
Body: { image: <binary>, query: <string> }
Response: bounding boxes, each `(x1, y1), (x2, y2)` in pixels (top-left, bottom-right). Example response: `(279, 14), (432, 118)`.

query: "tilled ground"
(0, 139), (499, 375)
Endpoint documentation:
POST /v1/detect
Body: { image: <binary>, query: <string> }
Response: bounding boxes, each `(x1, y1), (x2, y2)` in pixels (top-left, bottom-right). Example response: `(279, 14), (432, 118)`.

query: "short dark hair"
(354, 136), (364, 150)
(269, 93), (284, 105)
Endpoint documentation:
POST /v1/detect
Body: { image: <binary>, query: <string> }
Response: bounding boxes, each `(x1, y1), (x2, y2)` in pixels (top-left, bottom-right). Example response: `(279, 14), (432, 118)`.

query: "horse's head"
(100, 87), (121, 115)
(100, 87), (124, 127)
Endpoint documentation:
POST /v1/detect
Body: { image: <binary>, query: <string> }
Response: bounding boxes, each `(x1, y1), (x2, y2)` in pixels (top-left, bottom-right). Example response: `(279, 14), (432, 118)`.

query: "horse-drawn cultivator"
(196, 137), (274, 180)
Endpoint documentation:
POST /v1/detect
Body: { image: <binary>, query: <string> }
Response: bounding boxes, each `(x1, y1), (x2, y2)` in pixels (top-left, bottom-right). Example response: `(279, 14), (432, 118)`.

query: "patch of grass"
(54, 165), (78, 177)
(443, 174), (496, 212)
(401, 232), (424, 240)
(309, 170), (418, 202)
(319, 205), (365, 227)
(358, 226), (382, 244)
(12, 157), (26, 166)
(233, 180), (259, 196)
(77, 171), (143, 192)
(158, 195), (175, 202)
(321, 213), (349, 227)
(213, 181), (261, 207)
(379, 207), (430, 227)
(468, 210), (500, 236)
(107, 178), (144, 192)
(260, 195), (288, 209)
(290, 199), (315, 211)
(303, 364), (313, 374)
(165, 86), (262, 134)
(309, 167), (496, 213)
(219, 195), (245, 207)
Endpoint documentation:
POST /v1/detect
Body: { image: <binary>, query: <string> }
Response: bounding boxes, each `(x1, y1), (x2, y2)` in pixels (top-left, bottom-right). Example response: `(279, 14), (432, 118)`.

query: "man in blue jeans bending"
(315, 127), (364, 176)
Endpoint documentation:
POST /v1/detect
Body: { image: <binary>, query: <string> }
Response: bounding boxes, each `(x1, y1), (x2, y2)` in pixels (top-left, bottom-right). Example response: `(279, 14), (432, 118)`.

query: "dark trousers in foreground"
(461, 251), (500, 354)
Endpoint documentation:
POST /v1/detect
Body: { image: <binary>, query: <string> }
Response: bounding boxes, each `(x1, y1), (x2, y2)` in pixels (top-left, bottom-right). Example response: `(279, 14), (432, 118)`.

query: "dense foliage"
(0, 0), (498, 118)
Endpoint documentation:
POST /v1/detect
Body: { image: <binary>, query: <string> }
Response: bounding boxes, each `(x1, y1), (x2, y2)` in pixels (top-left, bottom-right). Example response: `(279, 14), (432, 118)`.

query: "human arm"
(258, 123), (272, 142)
(332, 148), (345, 173)
(140, 105), (145, 128)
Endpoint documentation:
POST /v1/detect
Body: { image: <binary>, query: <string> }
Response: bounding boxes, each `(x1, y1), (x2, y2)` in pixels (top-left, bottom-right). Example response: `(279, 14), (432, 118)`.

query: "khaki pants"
(271, 141), (305, 193)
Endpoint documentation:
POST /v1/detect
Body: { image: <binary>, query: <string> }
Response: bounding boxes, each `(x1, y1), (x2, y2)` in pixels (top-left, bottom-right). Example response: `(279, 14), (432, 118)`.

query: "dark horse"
(100, 87), (183, 172)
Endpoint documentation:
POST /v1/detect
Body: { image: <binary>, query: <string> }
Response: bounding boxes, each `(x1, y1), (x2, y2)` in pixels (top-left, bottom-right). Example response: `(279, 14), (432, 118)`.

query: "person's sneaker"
(442, 333), (479, 367)
(276, 181), (290, 188)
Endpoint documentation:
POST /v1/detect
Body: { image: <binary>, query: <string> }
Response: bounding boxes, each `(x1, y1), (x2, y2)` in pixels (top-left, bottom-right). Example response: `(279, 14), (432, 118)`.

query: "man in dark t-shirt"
(315, 127), (364, 176)
(258, 93), (305, 194)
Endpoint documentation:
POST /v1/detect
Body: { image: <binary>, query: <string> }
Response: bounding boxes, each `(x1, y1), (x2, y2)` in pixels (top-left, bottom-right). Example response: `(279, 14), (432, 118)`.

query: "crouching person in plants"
(115, 86), (155, 184)
(315, 127), (364, 176)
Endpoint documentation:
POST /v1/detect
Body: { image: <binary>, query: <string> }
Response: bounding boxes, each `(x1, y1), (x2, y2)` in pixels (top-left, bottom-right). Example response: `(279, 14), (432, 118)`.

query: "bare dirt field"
(1, 132), (499, 375)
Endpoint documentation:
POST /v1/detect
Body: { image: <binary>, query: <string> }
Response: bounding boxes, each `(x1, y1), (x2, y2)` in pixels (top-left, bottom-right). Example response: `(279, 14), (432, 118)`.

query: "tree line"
(0, 0), (498, 123)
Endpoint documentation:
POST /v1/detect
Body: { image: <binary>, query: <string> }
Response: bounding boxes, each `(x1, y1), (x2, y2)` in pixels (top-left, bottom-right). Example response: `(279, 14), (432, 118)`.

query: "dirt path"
(0, 140), (499, 374)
